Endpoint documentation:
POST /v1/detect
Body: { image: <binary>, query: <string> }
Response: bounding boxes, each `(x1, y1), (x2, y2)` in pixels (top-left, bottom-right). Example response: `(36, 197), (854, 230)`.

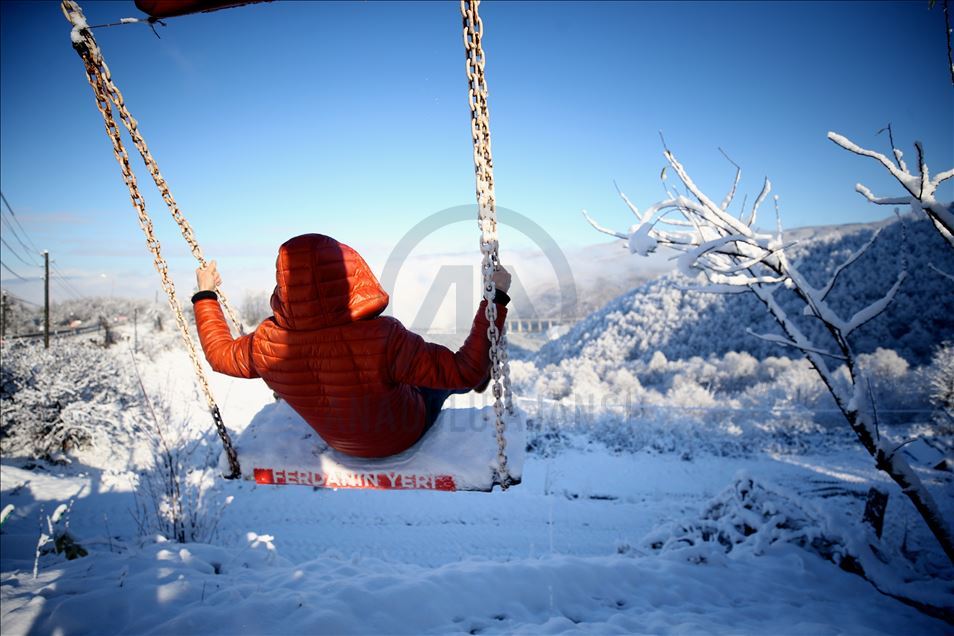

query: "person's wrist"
(191, 289), (218, 303)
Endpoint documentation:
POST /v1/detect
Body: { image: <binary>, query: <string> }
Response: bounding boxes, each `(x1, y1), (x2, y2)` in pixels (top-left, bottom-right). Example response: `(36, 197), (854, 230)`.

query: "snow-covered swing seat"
(225, 401), (526, 492)
(62, 0), (522, 491)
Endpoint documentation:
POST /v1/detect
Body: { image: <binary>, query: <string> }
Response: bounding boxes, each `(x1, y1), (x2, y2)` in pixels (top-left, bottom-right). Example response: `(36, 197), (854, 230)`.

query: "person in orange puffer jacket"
(191, 233), (510, 459)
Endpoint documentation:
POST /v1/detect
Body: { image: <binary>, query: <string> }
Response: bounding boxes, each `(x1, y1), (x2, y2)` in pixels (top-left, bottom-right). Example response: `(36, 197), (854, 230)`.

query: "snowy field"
(2, 0), (952, 630)
(2, 319), (952, 635)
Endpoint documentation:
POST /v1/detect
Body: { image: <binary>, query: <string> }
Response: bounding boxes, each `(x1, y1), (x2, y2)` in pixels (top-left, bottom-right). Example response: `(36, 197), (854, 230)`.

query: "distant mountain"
(388, 238), (677, 332)
(535, 216), (954, 368)
(514, 241), (679, 321)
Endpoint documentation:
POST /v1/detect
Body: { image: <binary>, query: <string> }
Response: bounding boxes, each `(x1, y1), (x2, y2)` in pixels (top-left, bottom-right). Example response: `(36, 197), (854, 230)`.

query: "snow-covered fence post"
(584, 141), (954, 564)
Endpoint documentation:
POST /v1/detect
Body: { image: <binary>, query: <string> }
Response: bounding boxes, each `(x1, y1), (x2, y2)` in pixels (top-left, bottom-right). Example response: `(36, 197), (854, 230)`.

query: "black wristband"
(191, 290), (218, 304)
(493, 289), (511, 306)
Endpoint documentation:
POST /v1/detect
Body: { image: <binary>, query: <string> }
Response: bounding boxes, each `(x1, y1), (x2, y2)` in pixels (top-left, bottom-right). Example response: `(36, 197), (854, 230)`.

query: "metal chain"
(62, 2), (244, 337)
(461, 0), (514, 489)
(61, 0), (241, 478)
(96, 63), (246, 336)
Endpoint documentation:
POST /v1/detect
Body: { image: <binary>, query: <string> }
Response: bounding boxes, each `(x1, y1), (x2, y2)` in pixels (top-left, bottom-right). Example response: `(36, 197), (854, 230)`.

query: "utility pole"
(1, 291), (7, 339)
(133, 307), (138, 353)
(43, 250), (50, 349)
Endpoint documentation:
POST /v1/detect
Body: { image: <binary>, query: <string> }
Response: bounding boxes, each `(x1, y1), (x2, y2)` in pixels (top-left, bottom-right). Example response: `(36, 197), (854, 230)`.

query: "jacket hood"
(269, 234), (389, 330)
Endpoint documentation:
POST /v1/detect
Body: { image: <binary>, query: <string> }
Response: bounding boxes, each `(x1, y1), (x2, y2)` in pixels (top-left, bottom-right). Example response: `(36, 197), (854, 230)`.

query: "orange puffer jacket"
(193, 234), (507, 458)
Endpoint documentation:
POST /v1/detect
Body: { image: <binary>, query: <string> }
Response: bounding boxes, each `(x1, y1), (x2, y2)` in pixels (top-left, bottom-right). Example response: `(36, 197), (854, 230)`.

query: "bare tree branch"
(829, 131), (954, 247)
(677, 283), (751, 294)
(747, 177), (771, 228)
(820, 226), (885, 301)
(718, 147), (742, 211)
(745, 328), (847, 360)
(876, 123), (906, 172)
(915, 140), (928, 199)
(586, 140), (954, 564)
(842, 271), (907, 337)
(828, 132), (912, 185)
(613, 179), (644, 222)
(581, 209), (628, 240)
(664, 150), (754, 236)
(855, 184), (910, 207)
(928, 262), (954, 282)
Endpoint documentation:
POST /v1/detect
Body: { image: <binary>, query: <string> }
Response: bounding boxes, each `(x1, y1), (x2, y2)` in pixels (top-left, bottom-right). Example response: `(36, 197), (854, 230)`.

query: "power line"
(0, 215), (41, 266)
(0, 191), (43, 254)
(52, 274), (84, 302)
(52, 277), (83, 302)
(54, 277), (84, 301)
(0, 235), (41, 268)
(1, 260), (31, 282)
(0, 194), (86, 301)
(1, 193), (87, 304)
(51, 263), (85, 299)
(54, 266), (84, 297)
(0, 290), (42, 307)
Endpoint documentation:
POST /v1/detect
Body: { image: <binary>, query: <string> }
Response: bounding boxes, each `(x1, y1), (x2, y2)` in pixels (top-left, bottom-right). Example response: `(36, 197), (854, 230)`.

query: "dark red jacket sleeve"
(386, 299), (507, 389)
(193, 297), (260, 379)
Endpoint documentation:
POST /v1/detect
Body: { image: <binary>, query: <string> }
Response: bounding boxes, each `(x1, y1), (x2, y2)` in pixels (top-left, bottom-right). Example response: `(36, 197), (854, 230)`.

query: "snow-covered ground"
(1, 460), (947, 635)
(2, 321), (952, 635)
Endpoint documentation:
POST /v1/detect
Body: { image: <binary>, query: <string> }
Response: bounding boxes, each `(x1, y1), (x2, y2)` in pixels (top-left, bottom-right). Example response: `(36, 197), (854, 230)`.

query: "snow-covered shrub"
(605, 367), (645, 397)
(241, 290), (271, 327)
(567, 362), (605, 402)
(34, 501), (88, 579)
(644, 473), (859, 571)
(924, 342), (954, 423)
(644, 473), (954, 616)
(533, 363), (572, 400)
(856, 348), (927, 416)
(129, 381), (233, 545)
(712, 351), (759, 393)
(0, 295), (40, 337)
(511, 348), (897, 458)
(664, 375), (717, 409)
(122, 348), (231, 543)
(738, 357), (835, 414)
(0, 339), (140, 463)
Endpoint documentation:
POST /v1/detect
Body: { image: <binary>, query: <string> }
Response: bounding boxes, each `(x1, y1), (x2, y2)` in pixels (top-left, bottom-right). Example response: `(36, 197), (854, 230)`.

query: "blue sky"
(1, 0), (951, 304)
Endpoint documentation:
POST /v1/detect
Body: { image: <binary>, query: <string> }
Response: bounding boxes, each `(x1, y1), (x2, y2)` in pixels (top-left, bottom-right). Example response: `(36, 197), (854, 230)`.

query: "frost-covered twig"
(828, 132), (954, 247)
(588, 141), (954, 565)
(928, 263), (954, 282)
(819, 226), (885, 300)
(33, 509), (51, 579)
(0, 504), (13, 528)
(718, 148), (742, 212)
(841, 271), (906, 337)
(582, 209), (628, 240)
(744, 328), (846, 360)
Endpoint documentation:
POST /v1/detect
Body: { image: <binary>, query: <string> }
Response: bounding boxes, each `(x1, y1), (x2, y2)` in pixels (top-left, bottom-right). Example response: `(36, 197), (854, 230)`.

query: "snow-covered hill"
(2, 216), (953, 634)
(536, 215), (954, 368)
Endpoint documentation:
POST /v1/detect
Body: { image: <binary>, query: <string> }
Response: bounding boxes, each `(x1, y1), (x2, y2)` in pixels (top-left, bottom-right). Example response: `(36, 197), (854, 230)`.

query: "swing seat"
(221, 400), (526, 492)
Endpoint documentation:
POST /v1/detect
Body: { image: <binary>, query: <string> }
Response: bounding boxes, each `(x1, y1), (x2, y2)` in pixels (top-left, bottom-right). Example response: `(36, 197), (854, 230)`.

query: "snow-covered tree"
(925, 341), (954, 427)
(828, 130), (953, 249)
(584, 139), (954, 564)
(240, 290), (271, 327)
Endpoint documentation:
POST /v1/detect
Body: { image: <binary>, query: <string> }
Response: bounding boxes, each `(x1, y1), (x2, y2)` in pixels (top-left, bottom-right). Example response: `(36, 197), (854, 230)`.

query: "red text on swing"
(254, 467), (457, 491)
